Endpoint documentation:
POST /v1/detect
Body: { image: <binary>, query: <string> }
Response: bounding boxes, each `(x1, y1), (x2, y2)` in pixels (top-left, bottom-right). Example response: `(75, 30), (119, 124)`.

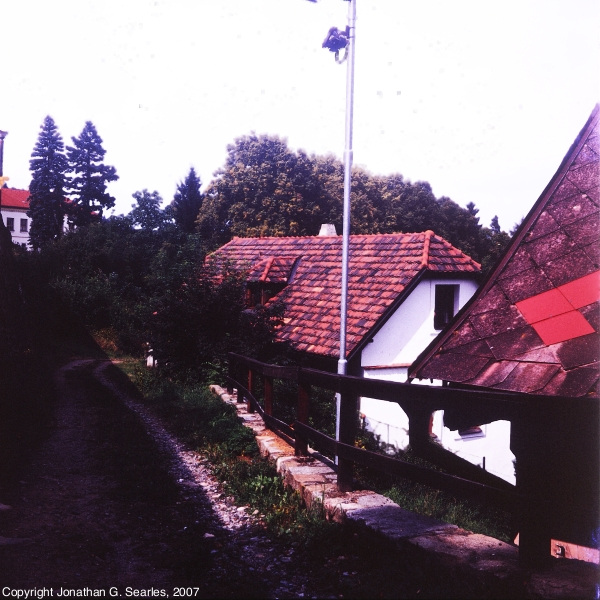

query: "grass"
(352, 431), (516, 543)
(128, 364), (338, 544)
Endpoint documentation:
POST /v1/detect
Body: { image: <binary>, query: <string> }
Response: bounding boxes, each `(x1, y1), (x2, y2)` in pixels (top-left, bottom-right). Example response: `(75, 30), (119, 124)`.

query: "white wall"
(361, 277), (478, 368)
(431, 412), (515, 484)
(1, 207), (30, 247)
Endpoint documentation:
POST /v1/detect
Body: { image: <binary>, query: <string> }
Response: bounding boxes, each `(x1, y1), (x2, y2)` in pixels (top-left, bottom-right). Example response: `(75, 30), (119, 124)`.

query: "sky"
(1, 0), (599, 232)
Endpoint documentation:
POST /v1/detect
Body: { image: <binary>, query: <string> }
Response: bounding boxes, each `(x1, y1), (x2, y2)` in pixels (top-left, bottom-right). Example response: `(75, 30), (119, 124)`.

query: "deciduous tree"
(129, 189), (173, 231)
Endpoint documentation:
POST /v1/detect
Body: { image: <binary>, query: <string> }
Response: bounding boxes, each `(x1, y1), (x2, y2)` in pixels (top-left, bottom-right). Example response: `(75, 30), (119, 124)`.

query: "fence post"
(511, 406), (551, 568)
(264, 375), (273, 417)
(247, 368), (255, 413)
(295, 376), (310, 457)
(235, 360), (245, 404)
(337, 380), (358, 492)
(407, 407), (432, 456)
(227, 355), (234, 396)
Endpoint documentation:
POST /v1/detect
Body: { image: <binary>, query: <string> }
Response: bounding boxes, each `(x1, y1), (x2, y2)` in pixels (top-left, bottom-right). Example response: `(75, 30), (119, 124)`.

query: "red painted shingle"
(410, 104), (600, 398)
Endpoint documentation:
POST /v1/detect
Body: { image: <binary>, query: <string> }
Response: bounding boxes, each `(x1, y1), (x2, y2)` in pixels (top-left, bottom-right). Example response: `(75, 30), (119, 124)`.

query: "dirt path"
(0, 359), (323, 598)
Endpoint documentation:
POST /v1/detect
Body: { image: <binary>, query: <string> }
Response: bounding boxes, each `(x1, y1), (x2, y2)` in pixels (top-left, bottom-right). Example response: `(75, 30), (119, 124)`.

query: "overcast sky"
(1, 0), (598, 232)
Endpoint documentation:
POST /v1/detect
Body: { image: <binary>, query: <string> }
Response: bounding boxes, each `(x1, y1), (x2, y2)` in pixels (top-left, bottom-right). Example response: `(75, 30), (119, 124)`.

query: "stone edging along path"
(210, 385), (599, 600)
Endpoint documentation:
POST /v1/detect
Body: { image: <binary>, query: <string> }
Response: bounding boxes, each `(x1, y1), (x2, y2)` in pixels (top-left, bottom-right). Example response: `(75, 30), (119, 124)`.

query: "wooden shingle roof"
(409, 104), (600, 398)
(210, 231), (480, 359)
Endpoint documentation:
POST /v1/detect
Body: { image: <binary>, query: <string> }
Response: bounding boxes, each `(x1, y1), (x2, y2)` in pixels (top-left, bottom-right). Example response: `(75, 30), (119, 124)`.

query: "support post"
(263, 375), (273, 417)
(336, 379), (357, 492)
(247, 368), (255, 413)
(295, 378), (310, 457)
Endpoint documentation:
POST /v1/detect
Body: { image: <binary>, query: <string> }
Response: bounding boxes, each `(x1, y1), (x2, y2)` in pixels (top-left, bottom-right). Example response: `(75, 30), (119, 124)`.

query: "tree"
(171, 167), (204, 233)
(27, 116), (68, 250)
(129, 189), (173, 231)
(480, 216), (512, 275)
(200, 134), (342, 242)
(490, 215), (501, 234)
(66, 121), (118, 226)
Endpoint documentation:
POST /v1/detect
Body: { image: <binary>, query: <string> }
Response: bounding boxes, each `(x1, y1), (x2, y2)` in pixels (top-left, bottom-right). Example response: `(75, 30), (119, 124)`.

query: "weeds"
(354, 429), (516, 542)
(129, 365), (339, 547)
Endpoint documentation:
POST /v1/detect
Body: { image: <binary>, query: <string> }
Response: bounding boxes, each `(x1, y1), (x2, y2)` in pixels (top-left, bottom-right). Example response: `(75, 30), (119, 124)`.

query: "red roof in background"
(0, 188), (29, 209)
(210, 231), (480, 359)
(409, 104), (600, 398)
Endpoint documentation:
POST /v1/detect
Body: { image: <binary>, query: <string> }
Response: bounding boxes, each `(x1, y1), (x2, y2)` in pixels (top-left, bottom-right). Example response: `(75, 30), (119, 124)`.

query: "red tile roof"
(410, 104), (600, 398)
(210, 230), (480, 359)
(0, 188), (29, 209)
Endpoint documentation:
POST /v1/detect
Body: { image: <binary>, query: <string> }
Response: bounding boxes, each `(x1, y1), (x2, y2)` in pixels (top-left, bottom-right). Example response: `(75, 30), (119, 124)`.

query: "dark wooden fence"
(227, 352), (599, 568)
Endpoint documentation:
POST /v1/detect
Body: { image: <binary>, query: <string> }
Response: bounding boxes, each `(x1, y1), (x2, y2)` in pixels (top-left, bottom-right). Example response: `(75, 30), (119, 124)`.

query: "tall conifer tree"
(171, 167), (204, 233)
(66, 121), (119, 226)
(27, 116), (68, 250)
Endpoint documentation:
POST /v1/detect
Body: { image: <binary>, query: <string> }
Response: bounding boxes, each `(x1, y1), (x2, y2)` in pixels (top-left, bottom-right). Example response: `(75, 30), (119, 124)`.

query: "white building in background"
(0, 188), (71, 248)
(0, 188), (31, 247)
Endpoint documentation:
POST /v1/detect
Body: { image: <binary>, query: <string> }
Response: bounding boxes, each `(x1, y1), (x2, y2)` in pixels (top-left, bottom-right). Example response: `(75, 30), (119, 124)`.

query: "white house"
(210, 228), (490, 472)
(0, 188), (31, 247)
(0, 187), (71, 248)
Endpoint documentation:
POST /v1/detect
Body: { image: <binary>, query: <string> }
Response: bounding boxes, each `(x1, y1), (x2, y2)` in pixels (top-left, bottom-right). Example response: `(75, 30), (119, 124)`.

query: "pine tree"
(171, 167), (203, 233)
(66, 121), (119, 226)
(27, 115), (69, 250)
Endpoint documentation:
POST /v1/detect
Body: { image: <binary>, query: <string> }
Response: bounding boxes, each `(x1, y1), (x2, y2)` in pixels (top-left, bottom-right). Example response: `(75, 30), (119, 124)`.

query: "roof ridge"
(420, 230), (434, 268)
(259, 256), (275, 281)
(230, 231), (438, 242)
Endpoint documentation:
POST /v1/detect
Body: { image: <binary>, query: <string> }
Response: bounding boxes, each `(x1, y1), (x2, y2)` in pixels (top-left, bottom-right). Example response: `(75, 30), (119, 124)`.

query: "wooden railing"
(227, 352), (599, 568)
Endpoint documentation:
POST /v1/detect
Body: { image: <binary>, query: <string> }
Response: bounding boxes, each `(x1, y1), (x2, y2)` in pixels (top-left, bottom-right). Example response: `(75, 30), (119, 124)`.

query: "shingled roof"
(409, 104), (600, 398)
(210, 231), (480, 359)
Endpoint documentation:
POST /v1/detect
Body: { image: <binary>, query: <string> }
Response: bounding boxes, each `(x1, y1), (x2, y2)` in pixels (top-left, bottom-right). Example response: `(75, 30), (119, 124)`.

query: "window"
(20, 218), (28, 233)
(434, 284), (459, 330)
(458, 425), (484, 438)
(6, 217), (14, 232)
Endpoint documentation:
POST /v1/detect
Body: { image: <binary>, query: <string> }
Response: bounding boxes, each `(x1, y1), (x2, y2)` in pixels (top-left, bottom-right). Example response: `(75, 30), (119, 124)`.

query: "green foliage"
(200, 133), (512, 265)
(66, 121), (119, 226)
(33, 211), (283, 375)
(130, 365), (336, 542)
(27, 115), (69, 250)
(200, 134), (343, 244)
(129, 189), (173, 231)
(36, 218), (172, 355)
(132, 366), (258, 456)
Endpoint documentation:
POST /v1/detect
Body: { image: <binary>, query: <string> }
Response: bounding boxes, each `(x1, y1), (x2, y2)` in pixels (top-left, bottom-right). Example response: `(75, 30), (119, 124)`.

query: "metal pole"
(337, 0), (355, 378)
(335, 0), (356, 459)
(0, 130), (8, 213)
